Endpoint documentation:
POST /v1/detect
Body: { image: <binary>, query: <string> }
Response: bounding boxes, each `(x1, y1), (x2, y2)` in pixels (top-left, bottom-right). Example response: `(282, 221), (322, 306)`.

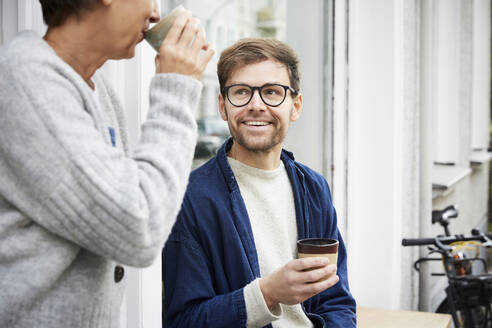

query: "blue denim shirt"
(162, 138), (356, 327)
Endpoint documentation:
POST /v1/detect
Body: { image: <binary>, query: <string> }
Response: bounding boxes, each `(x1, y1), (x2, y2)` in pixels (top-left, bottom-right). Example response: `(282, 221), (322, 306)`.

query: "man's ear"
(290, 93), (303, 122)
(218, 94), (228, 121)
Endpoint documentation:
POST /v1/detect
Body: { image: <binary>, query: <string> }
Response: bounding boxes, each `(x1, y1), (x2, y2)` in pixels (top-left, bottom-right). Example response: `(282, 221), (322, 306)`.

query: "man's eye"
(264, 88), (280, 95)
(233, 88), (250, 95)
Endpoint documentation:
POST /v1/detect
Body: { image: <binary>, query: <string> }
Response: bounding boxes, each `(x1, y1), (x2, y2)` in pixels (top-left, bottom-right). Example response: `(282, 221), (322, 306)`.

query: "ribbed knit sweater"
(228, 158), (314, 328)
(0, 31), (200, 328)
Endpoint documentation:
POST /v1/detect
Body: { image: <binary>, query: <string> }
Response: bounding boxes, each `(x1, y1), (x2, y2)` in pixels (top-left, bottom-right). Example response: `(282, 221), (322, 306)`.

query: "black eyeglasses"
(222, 83), (297, 107)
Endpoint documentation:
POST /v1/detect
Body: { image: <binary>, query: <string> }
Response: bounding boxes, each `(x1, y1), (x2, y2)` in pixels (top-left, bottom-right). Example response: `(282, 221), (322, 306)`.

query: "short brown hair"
(217, 38), (300, 96)
(39, 0), (97, 28)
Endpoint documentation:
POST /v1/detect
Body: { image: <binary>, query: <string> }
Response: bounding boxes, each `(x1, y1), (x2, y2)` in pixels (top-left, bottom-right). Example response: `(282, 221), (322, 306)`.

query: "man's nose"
(248, 89), (267, 110)
(150, 0), (160, 23)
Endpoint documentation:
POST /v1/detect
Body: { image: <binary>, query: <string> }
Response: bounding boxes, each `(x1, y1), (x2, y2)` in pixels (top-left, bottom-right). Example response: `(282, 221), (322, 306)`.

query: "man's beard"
(227, 118), (287, 153)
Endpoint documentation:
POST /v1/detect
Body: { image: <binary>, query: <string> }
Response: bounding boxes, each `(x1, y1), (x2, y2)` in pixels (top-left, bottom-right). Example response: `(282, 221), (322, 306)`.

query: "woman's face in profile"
(102, 0), (160, 59)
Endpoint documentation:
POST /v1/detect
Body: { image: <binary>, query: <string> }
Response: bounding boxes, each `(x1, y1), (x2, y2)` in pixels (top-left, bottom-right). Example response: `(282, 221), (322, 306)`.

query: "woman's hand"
(155, 10), (214, 80)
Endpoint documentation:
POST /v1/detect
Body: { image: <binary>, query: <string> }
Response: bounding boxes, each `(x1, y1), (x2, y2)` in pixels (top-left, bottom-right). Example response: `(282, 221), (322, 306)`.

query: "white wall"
(419, 0), (491, 312)
(346, 0), (418, 309)
(432, 0), (461, 165)
(284, 0), (327, 180)
(332, 0), (350, 241)
(345, 0), (491, 312)
(1, 0), (45, 41)
(472, 0), (491, 150)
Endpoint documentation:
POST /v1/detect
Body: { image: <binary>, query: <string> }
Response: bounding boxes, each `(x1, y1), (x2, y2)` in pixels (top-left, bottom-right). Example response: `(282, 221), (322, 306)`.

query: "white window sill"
(470, 149), (492, 168)
(432, 164), (471, 199)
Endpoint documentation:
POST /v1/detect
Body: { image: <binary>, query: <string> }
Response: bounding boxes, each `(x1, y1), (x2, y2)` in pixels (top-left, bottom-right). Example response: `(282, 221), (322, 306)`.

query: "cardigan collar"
(216, 137), (298, 193)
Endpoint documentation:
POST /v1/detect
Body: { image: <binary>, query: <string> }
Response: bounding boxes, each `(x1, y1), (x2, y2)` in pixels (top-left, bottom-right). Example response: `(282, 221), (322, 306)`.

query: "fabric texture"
(162, 138), (357, 328)
(0, 31), (200, 328)
(243, 278), (282, 327)
(228, 157), (313, 328)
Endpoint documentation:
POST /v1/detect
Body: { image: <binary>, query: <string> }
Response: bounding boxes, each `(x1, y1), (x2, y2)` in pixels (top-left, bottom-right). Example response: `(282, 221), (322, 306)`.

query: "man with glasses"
(162, 38), (356, 327)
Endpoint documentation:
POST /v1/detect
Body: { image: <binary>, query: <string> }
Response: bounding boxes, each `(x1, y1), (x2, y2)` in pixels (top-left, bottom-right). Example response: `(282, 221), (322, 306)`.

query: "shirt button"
(114, 265), (125, 283)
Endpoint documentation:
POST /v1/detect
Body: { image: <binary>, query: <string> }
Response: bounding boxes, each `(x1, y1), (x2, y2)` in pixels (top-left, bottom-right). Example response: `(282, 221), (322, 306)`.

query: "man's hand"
(259, 257), (339, 311)
(155, 10), (214, 80)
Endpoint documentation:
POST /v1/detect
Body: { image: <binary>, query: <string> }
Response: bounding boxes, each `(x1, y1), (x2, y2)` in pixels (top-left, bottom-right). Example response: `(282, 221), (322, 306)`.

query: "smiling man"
(162, 38), (356, 328)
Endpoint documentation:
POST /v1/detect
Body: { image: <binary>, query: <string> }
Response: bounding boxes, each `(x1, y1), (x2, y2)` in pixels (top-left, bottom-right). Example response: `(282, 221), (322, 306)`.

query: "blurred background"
(1, 0), (490, 327)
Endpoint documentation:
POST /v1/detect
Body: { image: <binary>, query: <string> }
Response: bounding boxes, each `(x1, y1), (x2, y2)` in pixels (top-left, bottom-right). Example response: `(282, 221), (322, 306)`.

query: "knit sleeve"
(243, 278), (282, 327)
(0, 56), (200, 267)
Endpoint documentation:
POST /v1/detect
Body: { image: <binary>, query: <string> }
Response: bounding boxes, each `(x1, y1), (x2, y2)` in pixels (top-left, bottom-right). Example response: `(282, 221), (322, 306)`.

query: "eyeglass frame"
(221, 83), (298, 108)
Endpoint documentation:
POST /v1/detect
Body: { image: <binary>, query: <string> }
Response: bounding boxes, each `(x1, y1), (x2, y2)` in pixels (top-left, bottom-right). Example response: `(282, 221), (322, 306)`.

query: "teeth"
(245, 121), (268, 126)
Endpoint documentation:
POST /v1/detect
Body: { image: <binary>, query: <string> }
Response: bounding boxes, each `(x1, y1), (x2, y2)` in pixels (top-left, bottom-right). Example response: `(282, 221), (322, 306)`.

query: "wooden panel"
(357, 306), (452, 328)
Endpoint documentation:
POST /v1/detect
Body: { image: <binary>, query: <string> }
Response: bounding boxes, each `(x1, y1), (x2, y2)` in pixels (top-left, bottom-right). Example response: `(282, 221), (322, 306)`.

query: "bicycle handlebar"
(402, 233), (492, 248)
(402, 238), (436, 246)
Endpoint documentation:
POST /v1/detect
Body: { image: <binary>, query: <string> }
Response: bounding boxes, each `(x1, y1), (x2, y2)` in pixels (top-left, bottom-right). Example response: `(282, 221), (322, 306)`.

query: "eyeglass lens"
(227, 84), (287, 107)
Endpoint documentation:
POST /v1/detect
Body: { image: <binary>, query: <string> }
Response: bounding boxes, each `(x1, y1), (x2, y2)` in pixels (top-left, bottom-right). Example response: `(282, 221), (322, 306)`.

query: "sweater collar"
(216, 137), (297, 193)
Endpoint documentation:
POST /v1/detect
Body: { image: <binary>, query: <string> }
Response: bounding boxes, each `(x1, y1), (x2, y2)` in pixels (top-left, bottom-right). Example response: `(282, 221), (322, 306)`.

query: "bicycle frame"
(441, 248), (492, 328)
(402, 205), (492, 328)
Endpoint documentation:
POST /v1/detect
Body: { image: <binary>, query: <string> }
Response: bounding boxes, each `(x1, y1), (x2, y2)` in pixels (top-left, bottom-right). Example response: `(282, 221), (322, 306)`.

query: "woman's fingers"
(161, 11), (192, 47)
(179, 17), (201, 49)
(196, 45), (215, 76)
(190, 26), (206, 55)
(154, 54), (160, 73)
(155, 10), (214, 80)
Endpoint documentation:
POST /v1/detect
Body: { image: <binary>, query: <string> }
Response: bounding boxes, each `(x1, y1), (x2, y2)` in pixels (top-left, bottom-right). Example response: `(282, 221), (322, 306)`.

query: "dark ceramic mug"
(297, 238), (339, 280)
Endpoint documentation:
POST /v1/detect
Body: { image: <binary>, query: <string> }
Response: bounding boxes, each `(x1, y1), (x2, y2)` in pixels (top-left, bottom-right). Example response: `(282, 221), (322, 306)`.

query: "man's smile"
(243, 121), (271, 126)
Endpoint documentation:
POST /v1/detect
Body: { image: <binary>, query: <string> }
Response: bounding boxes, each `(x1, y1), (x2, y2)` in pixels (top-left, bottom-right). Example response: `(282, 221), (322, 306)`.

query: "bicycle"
(402, 205), (492, 328)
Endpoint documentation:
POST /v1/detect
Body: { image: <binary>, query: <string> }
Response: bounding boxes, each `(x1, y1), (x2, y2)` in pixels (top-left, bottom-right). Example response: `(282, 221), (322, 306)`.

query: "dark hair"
(39, 0), (98, 28)
(217, 38), (301, 96)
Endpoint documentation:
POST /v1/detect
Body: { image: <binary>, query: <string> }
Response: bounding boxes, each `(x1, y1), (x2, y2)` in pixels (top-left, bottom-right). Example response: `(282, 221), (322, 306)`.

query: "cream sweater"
(228, 157), (314, 328)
